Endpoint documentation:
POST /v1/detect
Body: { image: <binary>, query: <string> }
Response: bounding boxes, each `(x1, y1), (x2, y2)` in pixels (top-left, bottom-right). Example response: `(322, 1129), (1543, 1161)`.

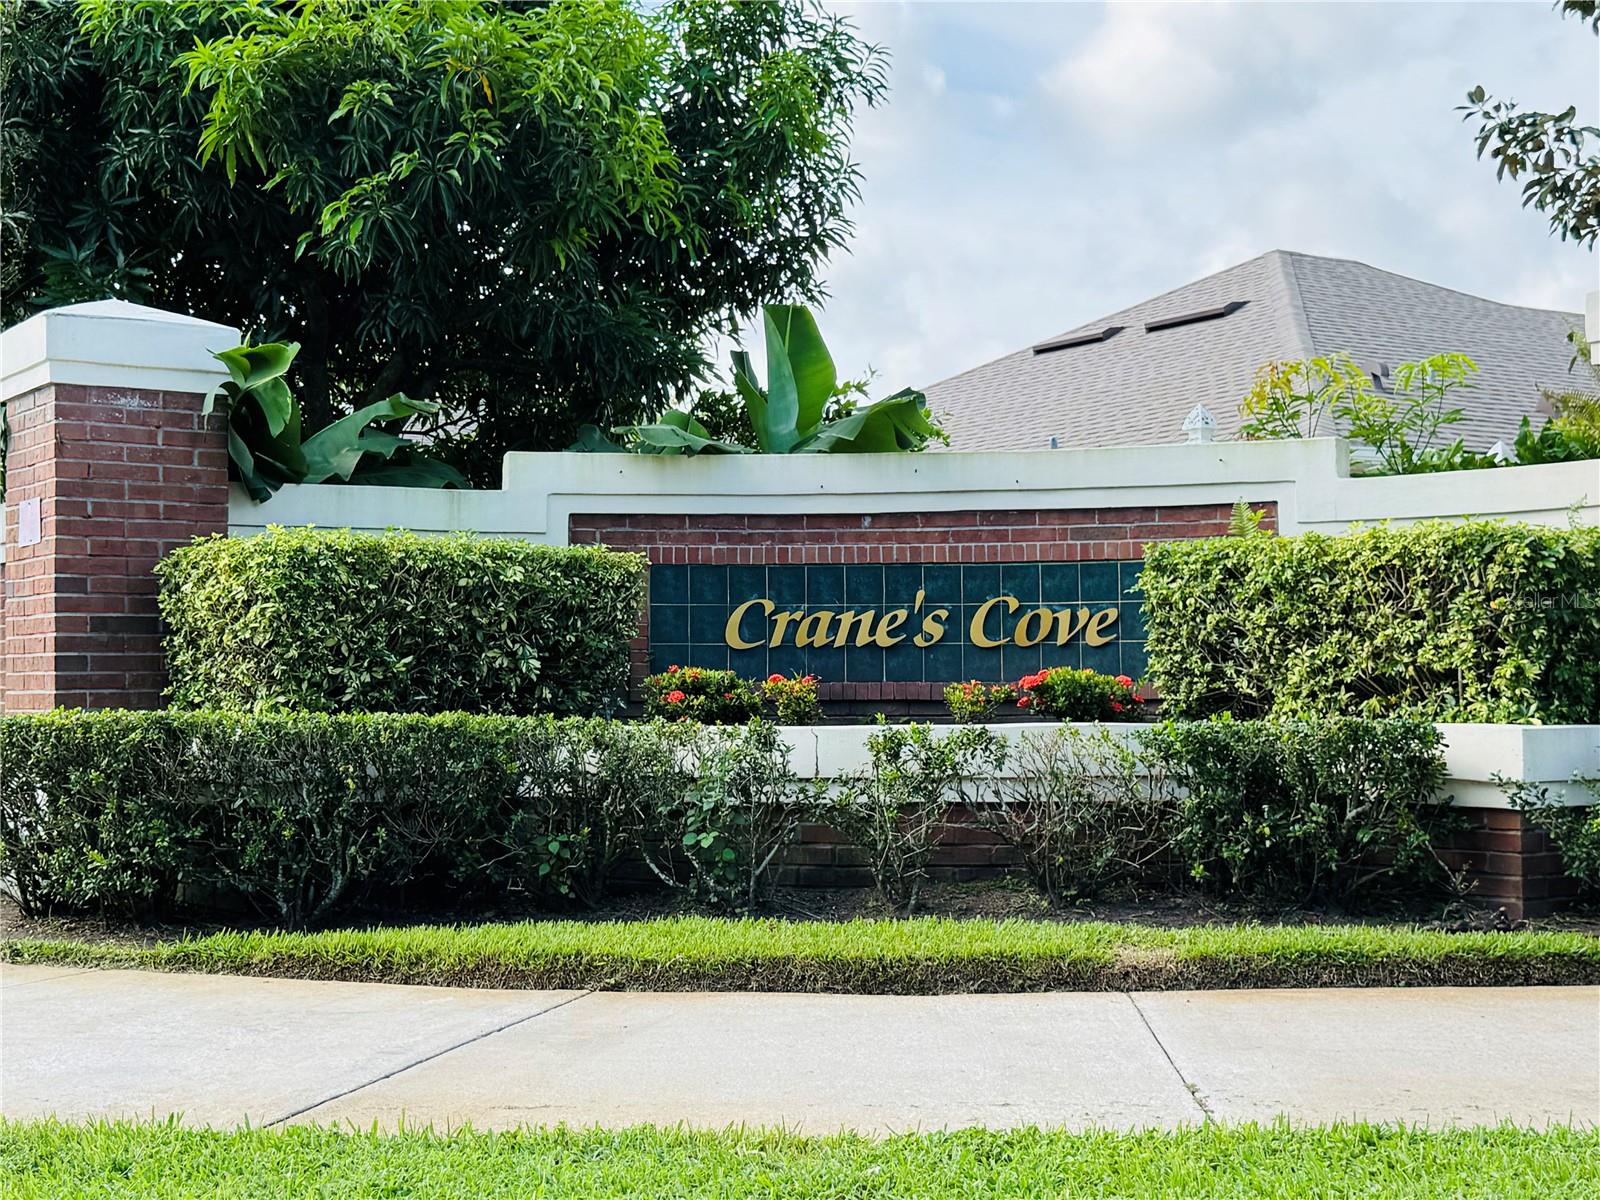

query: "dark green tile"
(925, 640), (963, 684)
(1081, 640), (1119, 675)
(963, 643), (1004, 682)
(689, 565), (726, 605)
(688, 644), (729, 670)
(727, 565), (766, 602)
(767, 645), (806, 678)
(1121, 641), (1149, 681)
(767, 567), (805, 606)
(650, 604), (689, 644)
(651, 565), (688, 604)
(962, 565), (1003, 603)
(1120, 600), (1147, 641)
(730, 647), (767, 677)
(690, 605), (728, 643)
(1081, 562), (1119, 601)
(921, 565), (961, 605)
(1040, 563), (1079, 603)
(808, 566), (844, 605)
(1001, 563), (1040, 601)
(884, 643), (923, 682)
(845, 564), (884, 605)
(845, 644), (885, 683)
(1002, 642), (1041, 680)
(650, 644), (687, 673)
(884, 565), (924, 605)
(1120, 559), (1146, 599)
(806, 645), (845, 683)
(1038, 641), (1083, 672)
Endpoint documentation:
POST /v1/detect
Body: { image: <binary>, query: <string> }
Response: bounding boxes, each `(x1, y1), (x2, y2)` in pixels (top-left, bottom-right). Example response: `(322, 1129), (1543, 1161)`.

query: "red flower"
(1018, 696), (1031, 708)
(767, 673), (786, 684)
(1111, 701), (1124, 713)
(666, 690), (687, 704)
(1115, 675), (1134, 687)
(668, 665), (680, 673)
(803, 675), (818, 684)
(723, 692), (733, 699)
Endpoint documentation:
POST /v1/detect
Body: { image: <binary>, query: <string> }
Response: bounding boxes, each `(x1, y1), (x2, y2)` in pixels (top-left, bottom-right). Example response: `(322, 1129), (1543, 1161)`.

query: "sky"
(727, 0), (1599, 392)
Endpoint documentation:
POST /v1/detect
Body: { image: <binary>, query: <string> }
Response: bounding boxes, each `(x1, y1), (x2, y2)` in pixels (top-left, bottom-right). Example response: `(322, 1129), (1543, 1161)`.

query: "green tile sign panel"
(648, 562), (1147, 684)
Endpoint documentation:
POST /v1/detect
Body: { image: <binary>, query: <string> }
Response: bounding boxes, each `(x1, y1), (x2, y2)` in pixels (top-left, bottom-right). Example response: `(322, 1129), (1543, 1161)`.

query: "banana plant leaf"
(798, 389), (941, 454)
(302, 393), (447, 483)
(596, 409), (752, 456)
(206, 340), (464, 500)
(570, 302), (946, 457)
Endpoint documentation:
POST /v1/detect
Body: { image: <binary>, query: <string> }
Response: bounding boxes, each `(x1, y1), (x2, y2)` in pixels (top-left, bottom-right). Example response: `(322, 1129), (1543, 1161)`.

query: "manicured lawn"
(4, 916), (1595, 992)
(1, 1120), (1595, 1199)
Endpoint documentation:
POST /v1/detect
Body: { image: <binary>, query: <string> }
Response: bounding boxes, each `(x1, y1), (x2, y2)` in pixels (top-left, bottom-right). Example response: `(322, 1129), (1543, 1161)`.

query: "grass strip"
(3, 1119), (1596, 1199)
(4, 916), (1596, 992)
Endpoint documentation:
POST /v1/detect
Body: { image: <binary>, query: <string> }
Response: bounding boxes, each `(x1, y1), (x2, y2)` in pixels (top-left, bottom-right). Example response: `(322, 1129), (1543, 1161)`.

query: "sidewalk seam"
(0, 968), (101, 990)
(265, 990), (595, 1127)
(1123, 992), (1214, 1124)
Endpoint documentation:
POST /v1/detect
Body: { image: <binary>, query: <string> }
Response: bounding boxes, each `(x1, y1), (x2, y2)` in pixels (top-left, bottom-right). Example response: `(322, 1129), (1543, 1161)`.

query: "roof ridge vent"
(1032, 324), (1124, 355)
(1144, 300), (1247, 333)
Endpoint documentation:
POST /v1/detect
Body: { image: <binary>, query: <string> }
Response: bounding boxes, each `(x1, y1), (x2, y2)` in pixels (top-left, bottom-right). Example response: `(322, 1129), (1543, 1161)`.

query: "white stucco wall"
(230, 438), (1599, 539)
(781, 721), (1599, 810)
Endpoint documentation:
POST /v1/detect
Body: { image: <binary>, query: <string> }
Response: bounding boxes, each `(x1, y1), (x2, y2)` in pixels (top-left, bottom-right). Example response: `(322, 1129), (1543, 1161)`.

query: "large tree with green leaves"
(1461, 0), (1599, 247)
(0, 0), (885, 481)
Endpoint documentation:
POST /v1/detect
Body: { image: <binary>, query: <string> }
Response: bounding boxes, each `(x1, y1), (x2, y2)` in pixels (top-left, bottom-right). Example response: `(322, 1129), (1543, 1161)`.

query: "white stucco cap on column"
(0, 299), (241, 403)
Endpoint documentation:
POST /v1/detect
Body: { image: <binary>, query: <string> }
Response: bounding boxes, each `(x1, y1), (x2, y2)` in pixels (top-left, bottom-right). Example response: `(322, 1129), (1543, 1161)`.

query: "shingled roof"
(924, 250), (1584, 452)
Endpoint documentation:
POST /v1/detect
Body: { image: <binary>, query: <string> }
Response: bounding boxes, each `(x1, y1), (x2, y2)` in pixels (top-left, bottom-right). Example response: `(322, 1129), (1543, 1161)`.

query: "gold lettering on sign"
(914, 609), (949, 647)
(1084, 607), (1119, 646)
(795, 611), (836, 648)
(725, 599), (774, 650)
(969, 596), (1019, 648)
(874, 608), (910, 647)
(720, 593), (1121, 650)
(833, 610), (879, 648)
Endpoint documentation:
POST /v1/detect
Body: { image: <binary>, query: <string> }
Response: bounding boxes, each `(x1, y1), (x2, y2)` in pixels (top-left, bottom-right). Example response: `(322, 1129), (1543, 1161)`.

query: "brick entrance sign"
(0, 301), (235, 710)
(569, 504), (1273, 709)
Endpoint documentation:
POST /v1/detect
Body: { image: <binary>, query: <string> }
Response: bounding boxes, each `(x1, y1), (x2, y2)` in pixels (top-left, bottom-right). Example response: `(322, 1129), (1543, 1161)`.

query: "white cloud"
(709, 1), (1598, 397)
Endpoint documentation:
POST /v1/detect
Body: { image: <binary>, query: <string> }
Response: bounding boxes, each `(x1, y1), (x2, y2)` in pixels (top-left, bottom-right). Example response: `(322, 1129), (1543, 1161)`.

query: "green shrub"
(1139, 521), (1600, 723)
(1015, 667), (1142, 721)
(157, 527), (645, 715)
(0, 710), (692, 926)
(831, 723), (1009, 913)
(761, 673), (822, 725)
(641, 721), (817, 908)
(643, 665), (763, 724)
(1502, 777), (1600, 897)
(974, 727), (1178, 903)
(1141, 716), (1451, 906)
(943, 680), (1015, 723)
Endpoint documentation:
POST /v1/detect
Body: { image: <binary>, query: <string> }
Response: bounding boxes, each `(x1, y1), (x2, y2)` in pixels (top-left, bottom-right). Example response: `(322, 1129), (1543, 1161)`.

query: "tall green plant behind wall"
(1139, 522), (1600, 723)
(157, 528), (645, 715)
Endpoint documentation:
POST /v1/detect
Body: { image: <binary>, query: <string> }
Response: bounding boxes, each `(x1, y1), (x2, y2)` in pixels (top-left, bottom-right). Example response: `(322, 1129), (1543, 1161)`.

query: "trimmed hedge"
(0, 709), (696, 926)
(1144, 716), (1450, 904)
(157, 527), (645, 714)
(3, 710), (1463, 927)
(1139, 521), (1600, 723)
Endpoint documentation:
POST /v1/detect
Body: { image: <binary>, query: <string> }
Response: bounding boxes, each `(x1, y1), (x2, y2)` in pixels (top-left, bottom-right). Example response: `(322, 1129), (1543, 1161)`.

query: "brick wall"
(1437, 809), (1580, 918)
(0, 382), (229, 710)
(570, 503), (1273, 710)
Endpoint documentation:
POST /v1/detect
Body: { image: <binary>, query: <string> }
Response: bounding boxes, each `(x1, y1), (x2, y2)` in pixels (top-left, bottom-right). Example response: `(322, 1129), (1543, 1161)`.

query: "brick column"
(1, 301), (237, 711)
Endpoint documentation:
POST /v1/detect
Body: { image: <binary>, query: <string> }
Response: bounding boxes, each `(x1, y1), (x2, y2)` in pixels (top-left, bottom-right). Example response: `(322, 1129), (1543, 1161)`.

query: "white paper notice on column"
(17, 497), (41, 547)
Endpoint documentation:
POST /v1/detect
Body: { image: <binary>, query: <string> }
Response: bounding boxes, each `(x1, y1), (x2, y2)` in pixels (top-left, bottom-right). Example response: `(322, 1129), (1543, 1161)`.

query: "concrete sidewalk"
(2, 964), (1596, 1133)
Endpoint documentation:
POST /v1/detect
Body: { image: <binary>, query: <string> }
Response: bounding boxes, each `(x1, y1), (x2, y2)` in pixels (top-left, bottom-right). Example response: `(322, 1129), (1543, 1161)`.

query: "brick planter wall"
(570, 502), (1273, 713)
(0, 382), (228, 709)
(1436, 809), (1580, 918)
